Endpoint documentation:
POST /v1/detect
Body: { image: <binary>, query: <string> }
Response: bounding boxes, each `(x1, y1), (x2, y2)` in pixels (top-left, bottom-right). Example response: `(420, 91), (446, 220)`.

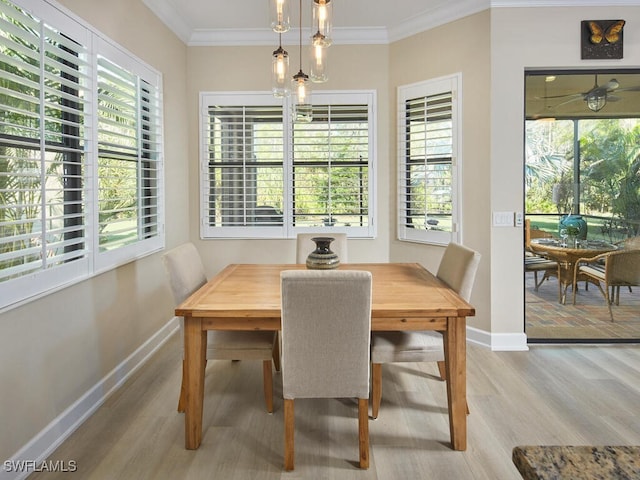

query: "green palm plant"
(581, 121), (640, 236)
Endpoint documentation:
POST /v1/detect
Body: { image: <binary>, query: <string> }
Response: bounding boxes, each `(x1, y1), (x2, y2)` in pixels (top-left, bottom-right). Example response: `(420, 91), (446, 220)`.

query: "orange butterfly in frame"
(588, 20), (625, 44)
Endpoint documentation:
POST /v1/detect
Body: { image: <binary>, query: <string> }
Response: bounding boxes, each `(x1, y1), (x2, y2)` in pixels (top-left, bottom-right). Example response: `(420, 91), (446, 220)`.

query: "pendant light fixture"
(270, 0), (290, 33)
(310, 0), (330, 82)
(270, 0), (333, 118)
(310, 33), (327, 83)
(272, 33), (290, 97)
(292, 0), (311, 122)
(312, 0), (332, 47)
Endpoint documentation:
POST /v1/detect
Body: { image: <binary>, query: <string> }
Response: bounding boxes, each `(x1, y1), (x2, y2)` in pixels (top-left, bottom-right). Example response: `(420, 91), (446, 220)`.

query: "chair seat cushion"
(205, 331), (276, 360)
(524, 256), (557, 270)
(371, 331), (444, 363)
(580, 265), (606, 281)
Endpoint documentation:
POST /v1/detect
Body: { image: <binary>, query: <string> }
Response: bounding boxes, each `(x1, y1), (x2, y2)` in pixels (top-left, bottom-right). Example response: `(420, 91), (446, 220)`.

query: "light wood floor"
(29, 333), (640, 479)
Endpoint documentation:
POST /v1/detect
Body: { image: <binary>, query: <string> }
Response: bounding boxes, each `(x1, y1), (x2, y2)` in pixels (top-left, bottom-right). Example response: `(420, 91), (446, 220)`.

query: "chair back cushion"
(436, 242), (481, 302)
(162, 243), (208, 304)
(296, 233), (348, 263)
(607, 250), (640, 285)
(280, 270), (371, 399)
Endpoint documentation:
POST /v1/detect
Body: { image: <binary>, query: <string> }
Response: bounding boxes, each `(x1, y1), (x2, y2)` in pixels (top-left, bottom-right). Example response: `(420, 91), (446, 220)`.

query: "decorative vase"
(559, 215), (587, 240)
(306, 237), (340, 270)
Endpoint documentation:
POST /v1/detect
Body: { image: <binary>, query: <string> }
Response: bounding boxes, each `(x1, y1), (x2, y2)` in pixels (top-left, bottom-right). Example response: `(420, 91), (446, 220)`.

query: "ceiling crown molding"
(188, 26), (390, 47)
(144, 0), (493, 46)
(189, 28), (275, 47)
(141, 0), (191, 44)
(389, 0), (489, 43)
(144, 0), (640, 47)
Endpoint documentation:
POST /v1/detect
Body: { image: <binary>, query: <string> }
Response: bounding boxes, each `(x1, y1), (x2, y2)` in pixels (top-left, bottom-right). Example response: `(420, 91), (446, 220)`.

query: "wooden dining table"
(175, 263), (476, 451)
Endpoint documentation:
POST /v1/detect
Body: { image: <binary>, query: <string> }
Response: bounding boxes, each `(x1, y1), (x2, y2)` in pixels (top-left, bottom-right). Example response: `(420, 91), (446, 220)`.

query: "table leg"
(558, 262), (576, 305)
(444, 316), (467, 451)
(184, 315), (206, 449)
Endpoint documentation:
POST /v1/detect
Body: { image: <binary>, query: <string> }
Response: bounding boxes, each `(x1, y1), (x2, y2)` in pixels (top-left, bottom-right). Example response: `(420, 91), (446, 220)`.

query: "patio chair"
(572, 248), (640, 321)
(595, 236), (640, 300)
(524, 219), (558, 291)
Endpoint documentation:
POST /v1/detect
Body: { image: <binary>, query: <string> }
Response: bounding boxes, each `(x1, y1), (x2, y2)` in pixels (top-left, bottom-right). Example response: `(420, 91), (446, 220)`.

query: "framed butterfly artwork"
(581, 20), (625, 59)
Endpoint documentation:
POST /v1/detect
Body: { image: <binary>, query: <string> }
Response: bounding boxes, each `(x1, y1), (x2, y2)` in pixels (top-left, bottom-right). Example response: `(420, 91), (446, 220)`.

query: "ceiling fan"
(539, 74), (640, 112)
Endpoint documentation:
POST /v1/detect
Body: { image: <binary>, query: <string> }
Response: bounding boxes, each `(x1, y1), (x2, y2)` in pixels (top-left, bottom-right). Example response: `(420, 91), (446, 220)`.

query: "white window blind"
(202, 94), (285, 238)
(398, 75), (461, 245)
(200, 91), (375, 239)
(0, 0), (90, 305)
(292, 102), (370, 232)
(0, 0), (164, 309)
(96, 56), (162, 254)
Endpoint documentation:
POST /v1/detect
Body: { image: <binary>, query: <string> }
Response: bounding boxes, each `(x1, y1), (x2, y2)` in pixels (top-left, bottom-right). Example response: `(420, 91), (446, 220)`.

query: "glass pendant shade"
(272, 45), (290, 97)
(586, 92), (606, 112)
(310, 41), (327, 83)
(312, 0), (332, 47)
(270, 0), (290, 33)
(292, 70), (312, 122)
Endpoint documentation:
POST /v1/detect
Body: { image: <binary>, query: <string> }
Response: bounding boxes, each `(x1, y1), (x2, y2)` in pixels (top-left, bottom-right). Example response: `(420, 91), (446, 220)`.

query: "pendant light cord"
(298, 0), (302, 71)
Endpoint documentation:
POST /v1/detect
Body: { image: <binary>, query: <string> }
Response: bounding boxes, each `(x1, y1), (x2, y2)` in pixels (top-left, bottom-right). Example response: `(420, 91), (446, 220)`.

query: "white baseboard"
(467, 325), (529, 351)
(1, 317), (180, 480)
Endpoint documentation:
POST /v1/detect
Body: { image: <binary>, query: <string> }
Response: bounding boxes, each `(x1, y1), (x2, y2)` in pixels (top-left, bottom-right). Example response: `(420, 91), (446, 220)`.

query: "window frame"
(199, 90), (376, 239)
(0, 0), (164, 310)
(397, 74), (462, 246)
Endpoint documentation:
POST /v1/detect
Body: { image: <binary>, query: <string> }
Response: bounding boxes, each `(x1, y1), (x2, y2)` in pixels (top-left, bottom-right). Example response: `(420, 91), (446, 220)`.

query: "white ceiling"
(141, 0), (640, 46)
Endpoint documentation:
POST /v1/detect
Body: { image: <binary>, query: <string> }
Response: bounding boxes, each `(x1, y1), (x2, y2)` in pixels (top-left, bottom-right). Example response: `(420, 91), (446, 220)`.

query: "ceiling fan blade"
(604, 78), (620, 91)
(553, 96), (583, 108)
(615, 86), (640, 92)
(536, 93), (583, 100)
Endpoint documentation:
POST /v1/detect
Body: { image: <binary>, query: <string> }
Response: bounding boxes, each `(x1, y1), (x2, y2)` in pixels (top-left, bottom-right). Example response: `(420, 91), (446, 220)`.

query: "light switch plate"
(492, 211), (514, 227)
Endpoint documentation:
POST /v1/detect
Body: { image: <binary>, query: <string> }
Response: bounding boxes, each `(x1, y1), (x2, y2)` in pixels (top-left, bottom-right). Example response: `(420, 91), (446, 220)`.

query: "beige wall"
(490, 6), (640, 336)
(0, 0), (189, 461)
(186, 44), (391, 275)
(388, 11), (492, 333)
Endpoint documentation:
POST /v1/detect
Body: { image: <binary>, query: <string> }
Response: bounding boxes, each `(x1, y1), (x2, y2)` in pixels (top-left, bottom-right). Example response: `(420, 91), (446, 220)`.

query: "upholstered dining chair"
(370, 242), (481, 419)
(162, 243), (277, 413)
(280, 270), (372, 471)
(295, 233), (348, 264)
(572, 248), (640, 322)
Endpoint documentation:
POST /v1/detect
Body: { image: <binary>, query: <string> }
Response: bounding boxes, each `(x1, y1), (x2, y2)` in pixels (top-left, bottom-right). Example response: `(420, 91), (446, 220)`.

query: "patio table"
(529, 238), (617, 304)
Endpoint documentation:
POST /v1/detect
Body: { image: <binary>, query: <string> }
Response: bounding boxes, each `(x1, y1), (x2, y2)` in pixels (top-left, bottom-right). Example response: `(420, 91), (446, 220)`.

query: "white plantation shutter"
(200, 90), (375, 239)
(96, 56), (162, 256)
(0, 0), (164, 309)
(200, 92), (286, 238)
(0, 0), (90, 304)
(398, 75), (461, 245)
(292, 98), (372, 237)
